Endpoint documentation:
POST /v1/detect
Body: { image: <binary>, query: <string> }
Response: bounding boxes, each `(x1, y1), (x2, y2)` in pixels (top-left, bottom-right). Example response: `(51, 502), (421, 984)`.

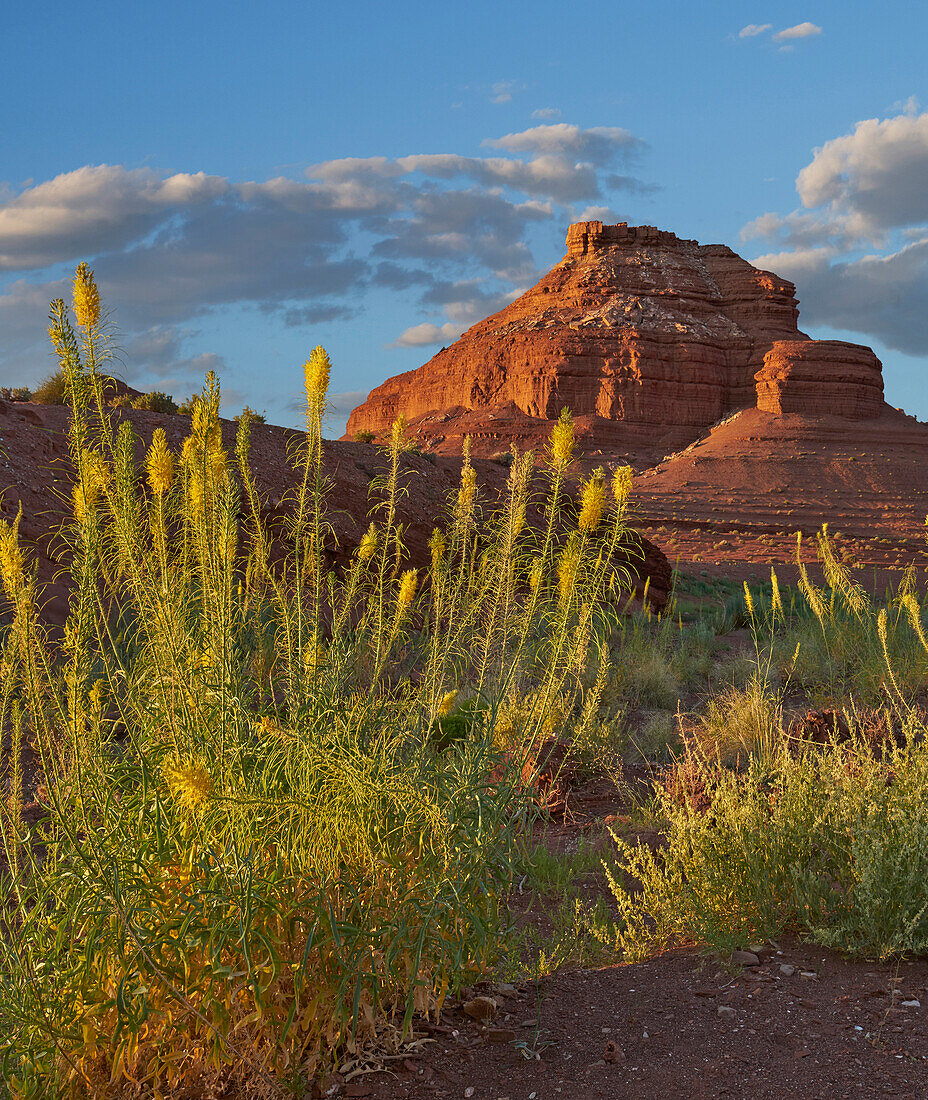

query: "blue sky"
(2, 0), (926, 433)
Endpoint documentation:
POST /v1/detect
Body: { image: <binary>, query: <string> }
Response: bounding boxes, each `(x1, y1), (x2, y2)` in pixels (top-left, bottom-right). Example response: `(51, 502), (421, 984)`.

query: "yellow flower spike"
(304, 346), (331, 406)
(770, 568), (783, 621)
(72, 262), (101, 329)
(437, 690), (458, 718)
(146, 429), (174, 494)
(390, 414), (408, 452)
(549, 408), (575, 469)
(428, 527), (446, 570)
(0, 515), (24, 597)
(457, 463), (477, 518)
(162, 754), (212, 816)
(612, 464), (633, 505)
(528, 556), (543, 592)
(743, 581), (755, 623)
(357, 523), (379, 562)
(397, 568), (418, 611)
(557, 536), (581, 606)
(208, 444), (227, 483)
(71, 481), (89, 524)
(578, 468), (606, 533)
(72, 449), (109, 522)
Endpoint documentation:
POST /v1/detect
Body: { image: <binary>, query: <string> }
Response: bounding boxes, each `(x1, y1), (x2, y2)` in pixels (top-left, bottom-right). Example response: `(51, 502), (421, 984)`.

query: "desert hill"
(630, 404), (928, 578)
(0, 398), (670, 622)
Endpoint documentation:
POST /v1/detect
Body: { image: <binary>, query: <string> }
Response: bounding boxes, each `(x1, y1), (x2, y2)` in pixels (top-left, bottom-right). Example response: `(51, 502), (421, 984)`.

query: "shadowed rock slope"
(0, 399), (671, 623)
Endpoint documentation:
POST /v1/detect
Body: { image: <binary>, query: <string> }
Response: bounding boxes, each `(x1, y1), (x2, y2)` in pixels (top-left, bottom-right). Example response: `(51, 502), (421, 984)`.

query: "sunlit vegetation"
(0, 265), (637, 1096)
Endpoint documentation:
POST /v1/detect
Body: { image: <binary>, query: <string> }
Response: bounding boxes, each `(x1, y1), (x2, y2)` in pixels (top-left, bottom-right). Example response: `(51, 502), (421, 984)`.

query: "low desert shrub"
(626, 709), (678, 760)
(30, 368), (70, 404)
(130, 389), (179, 413)
(235, 404), (266, 423)
(0, 386), (31, 401)
(607, 723), (928, 961)
(608, 547), (928, 962)
(686, 675), (782, 765)
(353, 429), (376, 443)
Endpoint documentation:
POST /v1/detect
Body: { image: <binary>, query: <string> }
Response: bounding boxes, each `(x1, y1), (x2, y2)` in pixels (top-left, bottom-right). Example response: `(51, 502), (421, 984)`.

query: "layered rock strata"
(755, 340), (884, 419)
(347, 220), (811, 458)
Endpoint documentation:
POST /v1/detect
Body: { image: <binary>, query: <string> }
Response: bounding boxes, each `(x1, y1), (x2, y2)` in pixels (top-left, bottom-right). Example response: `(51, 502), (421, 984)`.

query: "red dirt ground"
(352, 776), (928, 1100)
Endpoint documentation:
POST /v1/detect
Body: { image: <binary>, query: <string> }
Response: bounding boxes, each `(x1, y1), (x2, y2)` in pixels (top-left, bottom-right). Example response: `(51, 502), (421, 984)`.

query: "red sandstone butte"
(346, 221), (816, 460)
(346, 221), (893, 462)
(755, 340), (884, 419)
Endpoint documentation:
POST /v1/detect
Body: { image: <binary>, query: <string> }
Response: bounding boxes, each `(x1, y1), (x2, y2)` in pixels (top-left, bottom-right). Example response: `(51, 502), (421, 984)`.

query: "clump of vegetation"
(30, 368), (70, 405)
(0, 386), (32, 401)
(606, 541), (928, 962)
(609, 722), (928, 960)
(110, 390), (180, 413)
(131, 389), (179, 414)
(235, 404), (266, 424)
(353, 428), (376, 443)
(0, 265), (638, 1095)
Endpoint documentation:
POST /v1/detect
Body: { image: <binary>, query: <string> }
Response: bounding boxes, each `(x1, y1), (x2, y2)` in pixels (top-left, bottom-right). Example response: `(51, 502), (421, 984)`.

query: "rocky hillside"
(0, 399), (670, 623)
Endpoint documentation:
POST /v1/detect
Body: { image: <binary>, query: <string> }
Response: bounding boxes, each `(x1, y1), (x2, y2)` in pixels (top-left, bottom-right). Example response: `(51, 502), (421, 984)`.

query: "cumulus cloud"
(490, 81), (521, 104)
(0, 166), (227, 271)
(795, 112), (928, 233)
(757, 239), (928, 355)
(484, 123), (643, 167)
(532, 107), (562, 120)
(0, 122), (651, 409)
(576, 205), (615, 222)
(120, 326), (227, 388)
(773, 21), (822, 41)
(741, 210), (861, 251)
(389, 322), (465, 348)
(746, 107), (928, 357)
(738, 23), (772, 37)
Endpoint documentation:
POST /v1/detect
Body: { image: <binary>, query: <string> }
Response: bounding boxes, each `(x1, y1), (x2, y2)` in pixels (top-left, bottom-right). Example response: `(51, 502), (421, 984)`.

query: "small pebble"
(902, 999), (921, 1008)
(779, 964), (796, 977)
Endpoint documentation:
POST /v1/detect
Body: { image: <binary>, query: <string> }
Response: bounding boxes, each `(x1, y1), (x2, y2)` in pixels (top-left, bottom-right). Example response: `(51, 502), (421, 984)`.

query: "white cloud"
(741, 210), (861, 251)
(389, 322), (465, 348)
(576, 205), (616, 222)
(490, 81), (522, 104)
(795, 111), (928, 233)
(0, 166), (227, 271)
(757, 238), (928, 355)
(739, 23), (772, 38)
(891, 94), (921, 116)
(773, 21), (822, 41)
(745, 106), (928, 358)
(531, 107), (562, 120)
(484, 123), (643, 167)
